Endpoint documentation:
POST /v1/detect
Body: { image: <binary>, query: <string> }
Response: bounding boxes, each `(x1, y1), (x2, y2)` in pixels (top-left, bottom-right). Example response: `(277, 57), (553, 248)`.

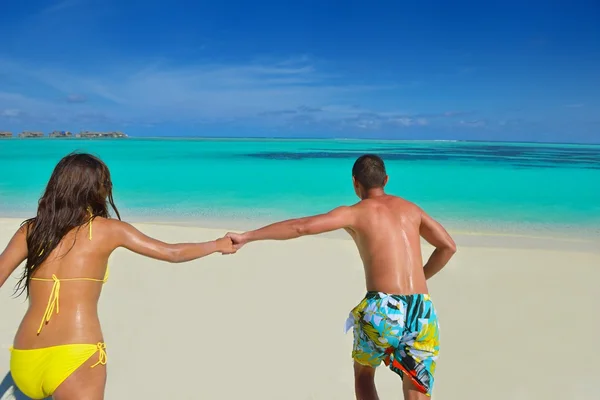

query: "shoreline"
(2, 201), (598, 242)
(2, 205), (598, 241)
(1, 216), (597, 253)
(2, 209), (598, 237)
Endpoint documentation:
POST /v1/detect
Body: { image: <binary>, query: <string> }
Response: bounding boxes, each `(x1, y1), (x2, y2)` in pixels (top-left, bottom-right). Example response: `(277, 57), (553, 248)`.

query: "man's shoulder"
(357, 194), (416, 207)
(330, 204), (360, 216)
(389, 195), (422, 211)
(326, 203), (365, 226)
(357, 196), (423, 218)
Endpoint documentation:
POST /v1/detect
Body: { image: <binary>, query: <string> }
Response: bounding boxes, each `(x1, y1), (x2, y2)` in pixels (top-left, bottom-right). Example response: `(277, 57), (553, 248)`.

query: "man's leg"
(354, 361), (379, 400)
(402, 373), (430, 400)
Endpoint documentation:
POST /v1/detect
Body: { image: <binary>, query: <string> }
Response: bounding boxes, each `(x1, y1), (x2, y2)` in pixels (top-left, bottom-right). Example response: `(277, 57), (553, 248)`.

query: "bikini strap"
(87, 209), (94, 240)
(33, 274), (106, 335)
(34, 210), (100, 335)
(87, 210), (110, 282)
(37, 275), (61, 335)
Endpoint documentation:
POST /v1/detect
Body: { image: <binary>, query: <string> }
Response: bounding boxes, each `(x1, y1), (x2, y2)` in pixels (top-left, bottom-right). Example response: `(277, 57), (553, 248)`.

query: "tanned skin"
(0, 219), (234, 400)
(226, 175), (456, 400)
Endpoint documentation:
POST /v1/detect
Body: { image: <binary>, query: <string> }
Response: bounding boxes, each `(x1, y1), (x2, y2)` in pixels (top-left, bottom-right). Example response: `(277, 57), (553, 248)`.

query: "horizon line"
(1, 135), (597, 146)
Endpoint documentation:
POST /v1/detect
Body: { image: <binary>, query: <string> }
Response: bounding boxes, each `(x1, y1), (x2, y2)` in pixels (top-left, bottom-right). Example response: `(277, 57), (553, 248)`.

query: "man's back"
(227, 153), (456, 399)
(347, 194), (428, 295)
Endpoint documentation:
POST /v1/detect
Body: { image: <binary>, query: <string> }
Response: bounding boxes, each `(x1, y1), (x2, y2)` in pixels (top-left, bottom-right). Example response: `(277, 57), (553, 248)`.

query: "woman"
(0, 152), (234, 399)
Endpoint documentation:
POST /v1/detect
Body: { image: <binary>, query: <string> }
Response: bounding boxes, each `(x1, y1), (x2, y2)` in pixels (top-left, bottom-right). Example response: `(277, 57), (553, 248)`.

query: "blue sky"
(0, 0), (598, 142)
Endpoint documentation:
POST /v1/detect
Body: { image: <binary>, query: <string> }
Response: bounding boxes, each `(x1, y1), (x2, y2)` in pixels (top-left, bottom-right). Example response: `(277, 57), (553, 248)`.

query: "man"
(226, 154), (456, 399)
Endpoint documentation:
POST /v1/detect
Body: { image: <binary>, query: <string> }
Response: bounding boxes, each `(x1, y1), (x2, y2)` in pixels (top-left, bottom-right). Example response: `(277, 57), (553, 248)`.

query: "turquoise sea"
(0, 138), (599, 236)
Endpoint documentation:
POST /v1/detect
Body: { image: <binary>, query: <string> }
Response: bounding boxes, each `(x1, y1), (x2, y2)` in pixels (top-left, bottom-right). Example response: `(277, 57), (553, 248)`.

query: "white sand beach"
(0, 217), (599, 400)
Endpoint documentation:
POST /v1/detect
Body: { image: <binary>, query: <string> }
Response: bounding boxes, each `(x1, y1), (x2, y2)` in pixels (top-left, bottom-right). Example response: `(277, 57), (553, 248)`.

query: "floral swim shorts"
(345, 292), (440, 396)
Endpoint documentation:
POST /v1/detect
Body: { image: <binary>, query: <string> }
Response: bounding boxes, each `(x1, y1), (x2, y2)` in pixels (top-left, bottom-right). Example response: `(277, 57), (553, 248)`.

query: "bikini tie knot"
(91, 342), (107, 368)
(36, 275), (61, 335)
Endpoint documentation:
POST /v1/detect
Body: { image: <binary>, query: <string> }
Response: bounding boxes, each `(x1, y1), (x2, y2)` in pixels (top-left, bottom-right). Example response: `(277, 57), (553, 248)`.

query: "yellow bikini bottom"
(9, 342), (107, 399)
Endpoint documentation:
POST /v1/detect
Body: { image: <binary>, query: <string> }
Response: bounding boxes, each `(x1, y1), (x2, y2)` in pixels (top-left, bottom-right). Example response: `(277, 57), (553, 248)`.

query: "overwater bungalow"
(0, 131), (12, 138)
(106, 131), (128, 138)
(18, 131), (44, 138)
(76, 131), (128, 138)
(49, 130), (73, 138)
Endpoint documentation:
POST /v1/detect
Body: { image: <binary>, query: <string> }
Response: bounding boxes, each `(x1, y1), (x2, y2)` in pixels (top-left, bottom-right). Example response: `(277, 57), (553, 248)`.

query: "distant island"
(0, 130), (128, 138)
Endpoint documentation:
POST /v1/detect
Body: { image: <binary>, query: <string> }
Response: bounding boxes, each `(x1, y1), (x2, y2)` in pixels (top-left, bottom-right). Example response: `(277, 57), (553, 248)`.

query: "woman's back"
(0, 152), (235, 400)
(14, 217), (113, 349)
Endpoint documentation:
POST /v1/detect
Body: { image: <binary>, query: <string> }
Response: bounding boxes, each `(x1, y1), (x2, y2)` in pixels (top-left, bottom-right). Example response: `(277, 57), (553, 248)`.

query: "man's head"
(352, 154), (388, 199)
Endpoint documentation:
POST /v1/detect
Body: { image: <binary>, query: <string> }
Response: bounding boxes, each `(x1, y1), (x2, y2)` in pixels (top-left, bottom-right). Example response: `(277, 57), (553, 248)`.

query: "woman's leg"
(52, 354), (106, 400)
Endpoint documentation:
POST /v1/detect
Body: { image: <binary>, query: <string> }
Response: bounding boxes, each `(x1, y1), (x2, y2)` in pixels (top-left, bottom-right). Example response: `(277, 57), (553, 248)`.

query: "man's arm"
(0, 226), (28, 289)
(230, 206), (355, 247)
(419, 210), (457, 280)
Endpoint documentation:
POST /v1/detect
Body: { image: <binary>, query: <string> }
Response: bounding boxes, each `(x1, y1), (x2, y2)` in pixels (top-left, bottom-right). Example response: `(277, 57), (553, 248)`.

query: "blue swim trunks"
(345, 292), (440, 396)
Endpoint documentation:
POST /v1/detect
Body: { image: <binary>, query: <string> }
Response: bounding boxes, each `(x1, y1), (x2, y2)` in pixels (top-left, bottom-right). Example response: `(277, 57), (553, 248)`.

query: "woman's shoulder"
(93, 216), (127, 228)
(90, 217), (133, 248)
(18, 218), (36, 235)
(93, 217), (140, 236)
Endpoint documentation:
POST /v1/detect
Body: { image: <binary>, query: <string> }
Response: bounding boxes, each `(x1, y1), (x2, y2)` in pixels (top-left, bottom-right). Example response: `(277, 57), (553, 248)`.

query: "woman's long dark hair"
(15, 152), (121, 297)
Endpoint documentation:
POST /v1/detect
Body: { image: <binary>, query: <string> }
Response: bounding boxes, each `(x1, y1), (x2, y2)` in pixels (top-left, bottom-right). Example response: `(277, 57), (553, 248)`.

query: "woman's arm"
(0, 227), (28, 288)
(111, 220), (235, 263)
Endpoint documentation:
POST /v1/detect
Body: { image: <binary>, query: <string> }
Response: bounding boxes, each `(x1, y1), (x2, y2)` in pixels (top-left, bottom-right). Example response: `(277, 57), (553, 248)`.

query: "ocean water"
(0, 138), (599, 236)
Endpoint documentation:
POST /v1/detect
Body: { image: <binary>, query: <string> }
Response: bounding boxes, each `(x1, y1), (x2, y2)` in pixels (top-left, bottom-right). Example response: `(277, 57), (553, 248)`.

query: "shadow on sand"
(0, 372), (50, 400)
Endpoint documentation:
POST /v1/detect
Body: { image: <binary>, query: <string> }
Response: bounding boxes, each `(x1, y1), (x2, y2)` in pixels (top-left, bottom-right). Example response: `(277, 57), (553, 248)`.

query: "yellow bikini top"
(30, 214), (109, 335)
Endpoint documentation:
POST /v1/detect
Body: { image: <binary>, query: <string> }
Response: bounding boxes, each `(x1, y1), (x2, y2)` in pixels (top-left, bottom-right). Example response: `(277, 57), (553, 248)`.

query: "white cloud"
(37, 0), (83, 16)
(1, 56), (470, 134)
(459, 119), (486, 128)
(0, 56), (400, 127)
(0, 109), (22, 117)
(391, 117), (429, 127)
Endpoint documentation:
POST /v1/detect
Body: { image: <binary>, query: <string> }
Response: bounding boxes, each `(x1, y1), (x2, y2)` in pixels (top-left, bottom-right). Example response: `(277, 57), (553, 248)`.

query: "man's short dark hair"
(352, 154), (387, 189)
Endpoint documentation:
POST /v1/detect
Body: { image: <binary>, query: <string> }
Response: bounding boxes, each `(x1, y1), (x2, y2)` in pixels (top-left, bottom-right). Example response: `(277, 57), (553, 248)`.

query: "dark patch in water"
(243, 144), (600, 170)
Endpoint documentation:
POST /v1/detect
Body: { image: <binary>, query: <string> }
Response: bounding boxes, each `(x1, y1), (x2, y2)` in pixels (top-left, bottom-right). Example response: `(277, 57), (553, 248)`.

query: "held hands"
(215, 232), (249, 255)
(225, 232), (248, 251)
(216, 236), (236, 255)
